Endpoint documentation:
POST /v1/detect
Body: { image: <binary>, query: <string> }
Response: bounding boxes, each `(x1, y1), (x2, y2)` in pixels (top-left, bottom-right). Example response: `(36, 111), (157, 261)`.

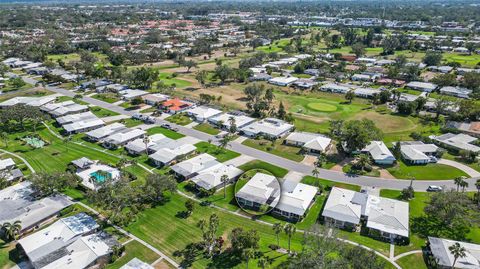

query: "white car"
(427, 185), (443, 192)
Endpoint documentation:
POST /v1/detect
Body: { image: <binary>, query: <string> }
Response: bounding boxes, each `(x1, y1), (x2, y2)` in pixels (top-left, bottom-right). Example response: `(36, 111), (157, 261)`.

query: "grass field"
(442, 53), (480, 68)
(165, 113), (192, 126)
(194, 141), (240, 162)
(146, 126), (185, 139)
(242, 138), (304, 162)
(386, 160), (468, 180)
(106, 241), (160, 269)
(155, 73), (192, 89)
(91, 93), (120, 103)
(193, 123), (220, 135)
(396, 253), (428, 269)
(238, 160), (289, 178)
(119, 118), (143, 128)
(90, 106), (120, 118)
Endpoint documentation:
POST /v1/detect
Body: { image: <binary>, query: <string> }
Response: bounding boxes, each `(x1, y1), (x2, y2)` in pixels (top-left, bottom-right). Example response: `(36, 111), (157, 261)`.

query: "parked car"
(427, 185), (443, 192)
(145, 116), (156, 124)
(161, 123), (172, 130)
(132, 113), (146, 120)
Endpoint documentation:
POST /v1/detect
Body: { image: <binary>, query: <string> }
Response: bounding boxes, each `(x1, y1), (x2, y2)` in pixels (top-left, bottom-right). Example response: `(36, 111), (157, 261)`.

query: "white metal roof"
(429, 237), (480, 269)
(275, 181), (318, 216)
(171, 153), (219, 178)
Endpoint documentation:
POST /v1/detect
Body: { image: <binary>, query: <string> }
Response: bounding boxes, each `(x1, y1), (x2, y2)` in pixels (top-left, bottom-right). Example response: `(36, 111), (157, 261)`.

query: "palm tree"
(143, 136), (150, 157)
(283, 223), (296, 253)
(220, 174), (229, 199)
(2, 221), (22, 242)
(257, 257), (269, 269)
(449, 242), (466, 269)
(461, 180), (469, 192)
(356, 154), (372, 171)
(454, 176), (465, 192)
(314, 153), (327, 168)
(242, 248), (255, 269)
(312, 167), (320, 179)
(475, 179), (480, 207)
(272, 223), (282, 246)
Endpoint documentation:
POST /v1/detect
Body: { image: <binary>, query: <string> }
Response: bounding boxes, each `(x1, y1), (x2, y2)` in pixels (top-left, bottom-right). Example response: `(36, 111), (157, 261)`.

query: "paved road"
(19, 75), (480, 191)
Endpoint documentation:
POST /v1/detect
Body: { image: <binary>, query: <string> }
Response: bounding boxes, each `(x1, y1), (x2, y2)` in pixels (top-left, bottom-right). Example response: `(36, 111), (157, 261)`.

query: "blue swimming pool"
(90, 171), (112, 183)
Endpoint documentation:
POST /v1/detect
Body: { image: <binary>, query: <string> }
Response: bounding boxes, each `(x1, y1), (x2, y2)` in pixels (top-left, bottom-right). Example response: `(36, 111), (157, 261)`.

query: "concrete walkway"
(223, 154), (255, 166)
(184, 121), (199, 128)
(284, 171), (304, 183)
(0, 149), (35, 173)
(438, 158), (480, 177)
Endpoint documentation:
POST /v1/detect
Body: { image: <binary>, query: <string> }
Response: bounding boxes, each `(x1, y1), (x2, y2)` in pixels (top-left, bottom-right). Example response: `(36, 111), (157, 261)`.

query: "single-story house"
(81, 79), (112, 90)
(63, 118), (105, 134)
(446, 121), (480, 138)
(85, 123), (127, 142)
(185, 106), (223, 122)
(427, 237), (480, 269)
(125, 134), (170, 155)
(160, 98), (193, 114)
(44, 102), (89, 117)
(18, 213), (99, 269)
(71, 157), (95, 170)
(268, 76), (298, 87)
(120, 89), (149, 100)
(304, 68), (320, 76)
(439, 86), (472, 99)
(399, 141), (439, 164)
(149, 142), (196, 167)
(74, 159), (121, 190)
(406, 81), (437, 92)
(250, 72), (272, 81)
(430, 133), (480, 153)
(273, 180), (318, 221)
(323, 187), (409, 240)
(142, 93), (169, 106)
(56, 111), (97, 125)
(102, 128), (146, 149)
(0, 181), (72, 233)
(208, 113), (256, 130)
(241, 118), (294, 139)
(190, 163), (243, 191)
(284, 132), (332, 154)
(427, 65), (453, 73)
(0, 95), (56, 108)
(171, 153), (219, 180)
(235, 172), (281, 211)
(361, 141), (396, 165)
(320, 83), (352, 94)
(351, 74), (373, 82)
(0, 158), (15, 171)
(354, 87), (381, 98)
(292, 78), (318, 90)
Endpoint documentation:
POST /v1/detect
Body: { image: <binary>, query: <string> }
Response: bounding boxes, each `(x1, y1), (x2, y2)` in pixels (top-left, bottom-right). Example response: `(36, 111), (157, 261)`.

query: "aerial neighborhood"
(0, 1), (480, 269)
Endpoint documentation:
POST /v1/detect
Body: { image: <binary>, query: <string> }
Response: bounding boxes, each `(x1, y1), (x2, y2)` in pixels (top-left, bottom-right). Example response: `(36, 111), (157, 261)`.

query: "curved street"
(18, 74), (480, 192)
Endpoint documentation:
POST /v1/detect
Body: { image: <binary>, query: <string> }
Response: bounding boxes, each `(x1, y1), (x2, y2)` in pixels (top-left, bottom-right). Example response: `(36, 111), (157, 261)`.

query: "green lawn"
(194, 141), (240, 162)
(242, 138), (304, 162)
(386, 160), (468, 180)
(155, 73), (192, 89)
(442, 53), (480, 68)
(0, 240), (19, 269)
(146, 126), (185, 139)
(90, 106), (120, 118)
(119, 118), (143, 128)
(193, 123), (220, 135)
(238, 160), (289, 178)
(165, 113), (192, 126)
(396, 253), (428, 269)
(91, 93), (120, 103)
(106, 241), (159, 269)
(301, 176), (361, 192)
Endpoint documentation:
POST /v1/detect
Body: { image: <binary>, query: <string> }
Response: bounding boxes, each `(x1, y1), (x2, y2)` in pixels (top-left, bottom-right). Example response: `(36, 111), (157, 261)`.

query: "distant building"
(284, 132), (332, 154)
(430, 133), (480, 153)
(361, 141), (396, 165)
(185, 106), (223, 122)
(446, 121), (480, 138)
(406, 81), (437, 92)
(241, 118), (294, 139)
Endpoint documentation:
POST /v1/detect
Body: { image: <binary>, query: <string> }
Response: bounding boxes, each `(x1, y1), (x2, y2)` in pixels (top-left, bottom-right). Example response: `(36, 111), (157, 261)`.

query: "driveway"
(438, 159), (480, 177)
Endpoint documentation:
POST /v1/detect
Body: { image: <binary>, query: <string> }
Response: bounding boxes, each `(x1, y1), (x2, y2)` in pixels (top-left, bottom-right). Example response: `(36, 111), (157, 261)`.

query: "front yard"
(242, 138), (304, 162)
(193, 122), (220, 135)
(386, 160), (468, 180)
(165, 113), (193, 126)
(194, 141), (240, 162)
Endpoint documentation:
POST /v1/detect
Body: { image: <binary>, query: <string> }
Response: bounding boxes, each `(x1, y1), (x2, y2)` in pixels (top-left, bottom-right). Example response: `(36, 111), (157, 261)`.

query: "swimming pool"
(89, 170), (112, 183)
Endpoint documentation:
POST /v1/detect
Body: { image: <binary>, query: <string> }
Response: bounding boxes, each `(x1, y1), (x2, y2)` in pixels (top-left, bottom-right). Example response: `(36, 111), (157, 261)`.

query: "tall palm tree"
(284, 223), (296, 253)
(449, 242), (466, 269)
(272, 223), (282, 246)
(143, 136), (150, 157)
(454, 176), (466, 192)
(2, 220), (22, 242)
(242, 248), (255, 269)
(461, 180), (469, 192)
(257, 257), (268, 269)
(312, 167), (320, 179)
(475, 179), (480, 207)
(220, 174), (229, 199)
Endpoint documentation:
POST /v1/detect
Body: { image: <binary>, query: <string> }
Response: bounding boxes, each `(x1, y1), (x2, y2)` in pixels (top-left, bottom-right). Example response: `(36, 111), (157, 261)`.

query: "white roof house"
(0, 182), (73, 232)
(191, 163), (243, 190)
(76, 163), (121, 190)
(42, 101), (88, 117)
(235, 173), (281, 207)
(41, 100), (76, 112)
(149, 143), (197, 166)
(241, 118), (294, 139)
(63, 118), (105, 134)
(406, 81), (437, 92)
(268, 76), (298, 86)
(428, 237), (480, 269)
(0, 95), (56, 107)
(56, 111), (97, 125)
(320, 83), (352, 94)
(41, 233), (114, 269)
(120, 258), (154, 269)
(274, 180), (318, 219)
(121, 89), (149, 100)
(125, 134), (170, 155)
(322, 187), (365, 226)
(400, 142), (438, 164)
(185, 106), (223, 122)
(19, 213), (98, 269)
(0, 158), (15, 170)
(285, 132), (332, 153)
(103, 128), (146, 148)
(171, 153), (219, 179)
(322, 187), (409, 239)
(354, 87), (381, 98)
(440, 86), (472, 99)
(431, 133), (480, 153)
(208, 113), (256, 129)
(361, 141), (396, 165)
(85, 123), (127, 142)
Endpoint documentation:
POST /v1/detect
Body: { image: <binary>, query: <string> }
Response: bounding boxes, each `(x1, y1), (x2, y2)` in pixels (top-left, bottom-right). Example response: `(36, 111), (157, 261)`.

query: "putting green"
(307, 102), (338, 112)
